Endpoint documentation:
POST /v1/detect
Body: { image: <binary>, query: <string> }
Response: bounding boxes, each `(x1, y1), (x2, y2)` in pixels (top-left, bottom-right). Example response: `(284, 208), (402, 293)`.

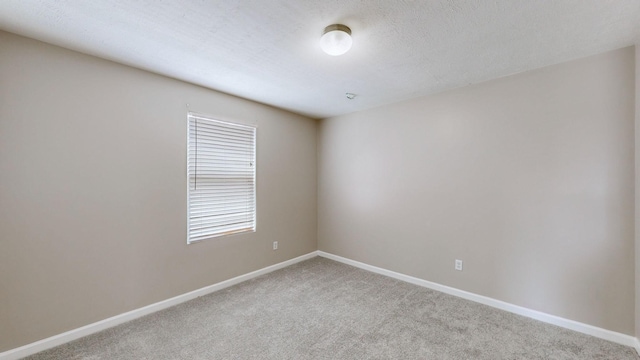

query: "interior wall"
(635, 44), (640, 339)
(318, 47), (635, 335)
(0, 31), (317, 352)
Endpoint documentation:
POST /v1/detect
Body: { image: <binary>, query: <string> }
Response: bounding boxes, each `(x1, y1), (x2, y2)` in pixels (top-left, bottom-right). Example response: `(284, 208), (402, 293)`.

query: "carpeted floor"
(26, 257), (639, 359)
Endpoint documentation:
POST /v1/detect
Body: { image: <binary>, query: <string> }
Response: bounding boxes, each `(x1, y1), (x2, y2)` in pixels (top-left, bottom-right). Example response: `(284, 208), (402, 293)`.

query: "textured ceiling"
(1, 1), (639, 119)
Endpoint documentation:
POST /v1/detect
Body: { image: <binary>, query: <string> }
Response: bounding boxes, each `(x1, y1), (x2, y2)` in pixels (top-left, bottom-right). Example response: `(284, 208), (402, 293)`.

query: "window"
(187, 112), (256, 243)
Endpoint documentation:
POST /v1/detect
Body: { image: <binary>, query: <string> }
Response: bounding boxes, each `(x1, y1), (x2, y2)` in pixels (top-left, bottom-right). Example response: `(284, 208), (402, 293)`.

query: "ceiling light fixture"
(320, 24), (352, 56)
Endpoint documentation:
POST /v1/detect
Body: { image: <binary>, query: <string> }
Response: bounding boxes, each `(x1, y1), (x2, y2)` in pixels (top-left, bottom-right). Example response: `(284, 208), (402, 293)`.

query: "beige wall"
(318, 47), (635, 334)
(0, 31), (317, 352)
(635, 44), (640, 338)
(0, 29), (637, 353)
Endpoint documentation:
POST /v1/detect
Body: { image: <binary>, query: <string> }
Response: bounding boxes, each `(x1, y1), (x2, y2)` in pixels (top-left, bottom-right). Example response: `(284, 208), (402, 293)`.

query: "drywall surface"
(0, 31), (317, 352)
(635, 44), (640, 338)
(1, 1), (639, 119)
(318, 47), (635, 334)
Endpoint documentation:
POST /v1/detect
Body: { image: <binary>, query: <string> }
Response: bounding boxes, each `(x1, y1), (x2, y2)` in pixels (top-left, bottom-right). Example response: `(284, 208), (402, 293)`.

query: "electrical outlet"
(273, 241), (278, 250)
(455, 259), (463, 271)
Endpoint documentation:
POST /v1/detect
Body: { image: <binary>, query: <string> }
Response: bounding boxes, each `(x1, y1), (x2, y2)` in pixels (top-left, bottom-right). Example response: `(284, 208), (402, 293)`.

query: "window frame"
(186, 111), (257, 244)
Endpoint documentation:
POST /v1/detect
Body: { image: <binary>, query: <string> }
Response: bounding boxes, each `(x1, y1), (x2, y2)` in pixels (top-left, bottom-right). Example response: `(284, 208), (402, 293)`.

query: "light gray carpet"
(25, 257), (639, 359)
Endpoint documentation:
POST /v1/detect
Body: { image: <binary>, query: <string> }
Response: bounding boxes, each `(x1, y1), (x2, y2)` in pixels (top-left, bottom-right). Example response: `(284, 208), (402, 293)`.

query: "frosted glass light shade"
(320, 24), (352, 56)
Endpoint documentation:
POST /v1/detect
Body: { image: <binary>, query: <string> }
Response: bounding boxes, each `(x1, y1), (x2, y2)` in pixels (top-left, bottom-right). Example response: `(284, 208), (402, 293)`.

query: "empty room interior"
(2, 1), (640, 359)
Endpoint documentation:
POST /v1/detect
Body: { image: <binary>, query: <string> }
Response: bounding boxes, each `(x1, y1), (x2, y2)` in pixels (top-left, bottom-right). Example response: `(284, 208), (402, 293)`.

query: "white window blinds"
(187, 112), (256, 243)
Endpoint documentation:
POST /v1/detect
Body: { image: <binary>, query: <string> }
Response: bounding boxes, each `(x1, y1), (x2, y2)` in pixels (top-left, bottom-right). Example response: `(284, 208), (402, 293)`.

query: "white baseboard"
(0, 251), (318, 360)
(317, 251), (638, 348)
(3, 250), (637, 359)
